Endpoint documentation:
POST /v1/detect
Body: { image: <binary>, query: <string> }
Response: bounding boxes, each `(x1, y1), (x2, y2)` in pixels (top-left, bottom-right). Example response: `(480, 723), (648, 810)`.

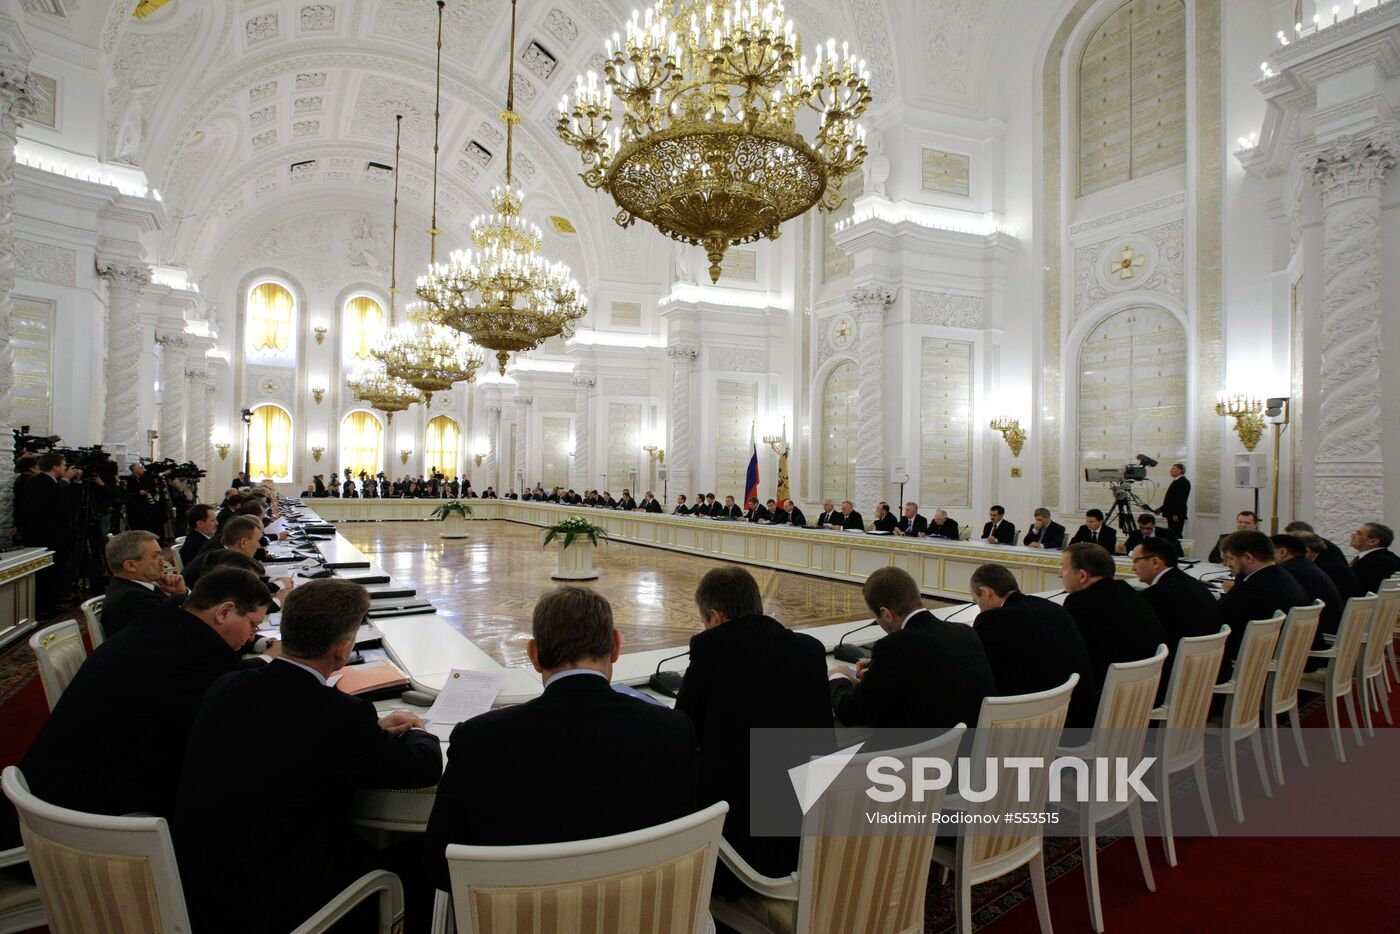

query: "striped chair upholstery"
(1264, 601), (1323, 784)
(29, 620), (87, 712)
(1356, 587), (1400, 735)
(1299, 594), (1377, 763)
(79, 597), (106, 650)
(1216, 613), (1285, 823)
(21, 833), (164, 933)
(0, 844), (45, 934)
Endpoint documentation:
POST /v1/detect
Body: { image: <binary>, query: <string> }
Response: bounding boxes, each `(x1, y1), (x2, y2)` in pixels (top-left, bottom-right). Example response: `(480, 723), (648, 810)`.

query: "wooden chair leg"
(1128, 799), (1156, 893)
(1030, 848), (1054, 934)
(1288, 707), (1309, 769)
(1249, 730), (1273, 799)
(1192, 759), (1218, 837)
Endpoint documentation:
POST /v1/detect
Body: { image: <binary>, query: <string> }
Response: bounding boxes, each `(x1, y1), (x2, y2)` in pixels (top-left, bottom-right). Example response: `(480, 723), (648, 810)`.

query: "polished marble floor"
(340, 521), (954, 667)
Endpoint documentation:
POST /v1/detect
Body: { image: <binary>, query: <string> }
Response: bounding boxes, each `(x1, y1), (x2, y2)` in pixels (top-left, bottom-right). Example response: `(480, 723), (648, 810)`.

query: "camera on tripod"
(1084, 454), (1159, 535)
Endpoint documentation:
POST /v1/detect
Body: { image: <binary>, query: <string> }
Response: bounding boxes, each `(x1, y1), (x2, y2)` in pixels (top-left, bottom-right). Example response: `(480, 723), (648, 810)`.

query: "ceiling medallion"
(557, 0), (871, 282)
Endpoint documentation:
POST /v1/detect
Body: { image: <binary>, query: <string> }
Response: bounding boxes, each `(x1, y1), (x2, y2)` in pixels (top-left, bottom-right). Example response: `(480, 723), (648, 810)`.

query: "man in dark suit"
(1121, 513), (1182, 558)
(836, 500), (865, 531)
(895, 502), (928, 537)
(766, 499), (787, 524)
(1022, 507), (1066, 549)
(1272, 534), (1343, 650)
(180, 504), (218, 566)
(1059, 543), (1168, 703)
(981, 505), (1016, 545)
(701, 493), (721, 516)
(744, 497), (771, 522)
(1131, 537), (1225, 688)
(2, 570), (275, 851)
(424, 587), (697, 894)
(1297, 531), (1365, 600)
(929, 508), (961, 540)
(504, 488), (519, 499)
(176, 580), (442, 934)
(1209, 511), (1259, 564)
(16, 452), (80, 617)
(969, 563), (1095, 727)
(716, 495), (742, 519)
(182, 515), (264, 588)
(616, 489), (638, 511)
(781, 499), (807, 527)
(672, 494), (692, 515)
(100, 530), (187, 638)
(638, 490), (663, 513)
(871, 501), (898, 532)
(1215, 531), (1310, 676)
(816, 499), (840, 528)
(1070, 509), (1117, 553)
(1156, 462), (1191, 535)
(1349, 522), (1400, 594)
(678, 567), (833, 893)
(829, 567), (995, 730)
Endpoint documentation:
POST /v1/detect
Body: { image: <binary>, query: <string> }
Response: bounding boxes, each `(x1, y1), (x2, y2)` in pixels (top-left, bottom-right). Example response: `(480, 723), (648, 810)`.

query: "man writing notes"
(895, 502), (928, 537)
(929, 508), (961, 540)
(1155, 462), (1191, 535)
(1070, 508), (1117, 553)
(981, 505), (1016, 544)
(744, 497), (771, 523)
(718, 495), (743, 519)
(781, 499), (807, 527)
(1022, 507), (1066, 549)
(835, 500), (865, 531)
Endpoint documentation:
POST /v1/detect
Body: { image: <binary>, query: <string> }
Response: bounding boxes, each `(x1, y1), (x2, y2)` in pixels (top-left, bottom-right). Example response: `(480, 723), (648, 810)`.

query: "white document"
(264, 517), (289, 536)
(424, 669), (508, 740)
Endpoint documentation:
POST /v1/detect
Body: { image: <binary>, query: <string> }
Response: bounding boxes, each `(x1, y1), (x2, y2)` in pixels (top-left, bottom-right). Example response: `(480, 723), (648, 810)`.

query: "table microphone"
(648, 649), (690, 698)
(942, 602), (978, 622)
(833, 620), (879, 663)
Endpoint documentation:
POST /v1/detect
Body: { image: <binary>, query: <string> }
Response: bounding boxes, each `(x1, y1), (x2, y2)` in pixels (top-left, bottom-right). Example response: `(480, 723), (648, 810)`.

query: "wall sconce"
(215, 442), (231, 460)
(313, 326), (327, 345)
(643, 444), (665, 463)
(989, 416), (1026, 458)
(312, 386), (325, 405)
(400, 448), (412, 464)
(1215, 393), (1265, 452)
(473, 453), (485, 466)
(470, 441), (489, 467)
(311, 446), (325, 462)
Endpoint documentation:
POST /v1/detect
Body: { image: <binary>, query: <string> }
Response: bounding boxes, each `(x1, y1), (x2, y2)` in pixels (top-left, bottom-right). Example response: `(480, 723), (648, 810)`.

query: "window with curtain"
(341, 411), (383, 478)
(425, 415), (460, 476)
(248, 281), (294, 353)
(249, 404), (292, 479)
(344, 296), (385, 362)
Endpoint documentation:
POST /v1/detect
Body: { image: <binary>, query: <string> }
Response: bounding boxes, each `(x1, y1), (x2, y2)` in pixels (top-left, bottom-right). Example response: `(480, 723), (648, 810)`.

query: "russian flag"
(744, 422), (760, 506)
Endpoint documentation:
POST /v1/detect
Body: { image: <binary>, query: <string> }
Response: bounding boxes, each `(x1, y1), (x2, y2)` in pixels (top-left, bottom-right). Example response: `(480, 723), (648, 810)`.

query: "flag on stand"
(744, 423), (760, 507)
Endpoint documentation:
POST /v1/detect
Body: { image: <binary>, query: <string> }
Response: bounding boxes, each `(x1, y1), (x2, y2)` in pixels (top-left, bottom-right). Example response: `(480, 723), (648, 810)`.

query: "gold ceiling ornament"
(556, 0), (871, 283)
(133, 0), (176, 19)
(378, 0), (485, 403)
(348, 113), (427, 422)
(420, 0), (588, 376)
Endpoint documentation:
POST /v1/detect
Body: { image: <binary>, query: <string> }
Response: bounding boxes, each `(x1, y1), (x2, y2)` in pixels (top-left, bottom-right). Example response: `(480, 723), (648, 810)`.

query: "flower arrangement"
(542, 515), (608, 549)
(429, 500), (474, 520)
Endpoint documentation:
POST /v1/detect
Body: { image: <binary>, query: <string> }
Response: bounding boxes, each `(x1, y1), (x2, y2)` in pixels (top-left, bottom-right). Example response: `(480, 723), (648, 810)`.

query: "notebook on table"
(332, 659), (410, 699)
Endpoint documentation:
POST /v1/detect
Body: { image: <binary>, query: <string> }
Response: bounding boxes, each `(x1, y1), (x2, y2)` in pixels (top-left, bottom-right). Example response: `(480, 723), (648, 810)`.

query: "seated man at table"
(101, 529), (188, 637)
(1022, 507), (1066, 550)
(895, 502), (928, 537)
(424, 587), (698, 893)
(1272, 533), (1342, 649)
(616, 489), (638, 511)
(815, 499), (839, 527)
(1131, 537), (1224, 689)
(1121, 512), (1182, 557)
(180, 504), (219, 566)
(744, 496), (771, 523)
(1209, 510), (1259, 564)
(835, 500), (865, 531)
(181, 515), (265, 588)
(871, 501), (898, 532)
(767, 498), (787, 524)
(928, 508), (961, 540)
(703, 493), (723, 516)
(1297, 531), (1365, 600)
(1070, 509), (1117, 553)
(673, 493), (692, 515)
(638, 490), (663, 513)
(829, 567), (994, 730)
(970, 563), (1095, 727)
(981, 504), (1016, 545)
(1350, 521), (1400, 594)
(176, 579), (442, 934)
(1216, 531), (1311, 676)
(717, 495), (743, 519)
(781, 498), (807, 527)
(678, 566), (833, 895)
(1060, 543), (1167, 704)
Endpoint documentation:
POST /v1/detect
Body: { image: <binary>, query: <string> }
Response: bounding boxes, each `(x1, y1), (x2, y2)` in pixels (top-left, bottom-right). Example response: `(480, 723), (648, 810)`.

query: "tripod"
(1104, 482), (1155, 536)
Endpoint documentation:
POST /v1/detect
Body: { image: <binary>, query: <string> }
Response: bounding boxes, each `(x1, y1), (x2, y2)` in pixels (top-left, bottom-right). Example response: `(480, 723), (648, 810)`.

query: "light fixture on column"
(311, 446), (325, 462)
(314, 325), (328, 345)
(1215, 393), (1265, 452)
(989, 416), (1026, 457)
(471, 440), (489, 467)
(643, 444), (665, 463)
(400, 448), (413, 465)
(311, 385), (325, 405)
(215, 442), (230, 460)
(1265, 396), (1291, 535)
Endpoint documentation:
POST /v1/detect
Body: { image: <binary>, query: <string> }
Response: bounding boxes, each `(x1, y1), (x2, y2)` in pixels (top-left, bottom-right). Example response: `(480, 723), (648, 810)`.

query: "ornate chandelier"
(376, 0), (484, 405)
(348, 114), (425, 422)
(556, 0), (872, 283)
(419, 0), (588, 376)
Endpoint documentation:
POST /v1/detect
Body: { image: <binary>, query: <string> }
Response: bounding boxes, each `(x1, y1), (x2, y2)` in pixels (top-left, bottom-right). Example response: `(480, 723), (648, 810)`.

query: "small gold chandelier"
(377, 0), (484, 405)
(557, 0), (871, 283)
(422, 0), (588, 376)
(348, 114), (425, 422)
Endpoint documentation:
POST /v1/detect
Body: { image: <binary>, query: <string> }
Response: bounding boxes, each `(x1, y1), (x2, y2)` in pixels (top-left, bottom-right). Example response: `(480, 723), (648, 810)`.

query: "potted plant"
(430, 500), (473, 539)
(542, 515), (608, 580)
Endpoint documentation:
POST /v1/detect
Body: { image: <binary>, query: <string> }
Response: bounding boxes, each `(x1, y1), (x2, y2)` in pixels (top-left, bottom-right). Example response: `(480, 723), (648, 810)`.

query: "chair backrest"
(29, 620), (87, 711)
(795, 725), (967, 934)
(444, 801), (728, 934)
(1089, 644), (1168, 773)
(1272, 601), (1324, 707)
(79, 596), (106, 650)
(1329, 594), (1378, 695)
(170, 538), (185, 574)
(1158, 627), (1230, 763)
(1, 766), (190, 934)
(1362, 589), (1400, 676)
(963, 675), (1078, 870)
(1225, 614), (1285, 731)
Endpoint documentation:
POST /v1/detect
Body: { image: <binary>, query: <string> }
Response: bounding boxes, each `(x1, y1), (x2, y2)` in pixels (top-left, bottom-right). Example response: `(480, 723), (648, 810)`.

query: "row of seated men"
(10, 511), (1395, 931)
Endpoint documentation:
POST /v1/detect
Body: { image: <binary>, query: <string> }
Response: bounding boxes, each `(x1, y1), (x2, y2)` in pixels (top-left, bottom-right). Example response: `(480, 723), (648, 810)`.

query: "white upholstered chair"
(711, 725), (968, 934)
(1382, 579), (1399, 683)
(434, 801), (728, 934)
(1213, 613), (1285, 823)
(1263, 601), (1323, 784)
(78, 596), (106, 650)
(1356, 587), (1400, 735)
(1058, 646), (1167, 933)
(1150, 626), (1228, 867)
(2, 766), (404, 934)
(0, 844), (44, 934)
(1298, 593), (1377, 763)
(29, 620), (87, 711)
(933, 674), (1080, 934)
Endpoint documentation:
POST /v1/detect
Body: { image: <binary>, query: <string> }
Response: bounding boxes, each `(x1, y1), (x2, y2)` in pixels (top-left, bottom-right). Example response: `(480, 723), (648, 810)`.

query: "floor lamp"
(1266, 397), (1290, 535)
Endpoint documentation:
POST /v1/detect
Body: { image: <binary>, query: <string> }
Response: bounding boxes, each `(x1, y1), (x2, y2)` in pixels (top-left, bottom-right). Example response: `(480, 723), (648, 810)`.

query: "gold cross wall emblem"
(1113, 245), (1146, 280)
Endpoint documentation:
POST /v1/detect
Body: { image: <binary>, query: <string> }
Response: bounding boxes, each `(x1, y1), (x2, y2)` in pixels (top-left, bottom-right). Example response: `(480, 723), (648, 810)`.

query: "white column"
(185, 369), (209, 468)
(484, 404), (501, 491)
(1310, 137), (1396, 543)
(852, 285), (894, 514)
(99, 260), (152, 454)
(157, 335), (188, 461)
(514, 395), (533, 489)
(570, 373), (595, 491)
(666, 344), (698, 500)
(0, 26), (33, 530)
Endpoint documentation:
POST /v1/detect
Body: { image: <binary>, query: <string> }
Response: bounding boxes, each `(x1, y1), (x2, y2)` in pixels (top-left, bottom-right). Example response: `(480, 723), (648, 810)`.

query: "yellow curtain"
(249, 282), (293, 352)
(425, 415), (460, 476)
(344, 296), (385, 361)
(341, 411), (383, 478)
(249, 405), (292, 479)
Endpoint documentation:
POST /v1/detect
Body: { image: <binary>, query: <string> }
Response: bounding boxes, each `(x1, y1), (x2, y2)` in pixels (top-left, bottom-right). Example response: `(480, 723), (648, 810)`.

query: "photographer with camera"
(17, 452), (82, 618)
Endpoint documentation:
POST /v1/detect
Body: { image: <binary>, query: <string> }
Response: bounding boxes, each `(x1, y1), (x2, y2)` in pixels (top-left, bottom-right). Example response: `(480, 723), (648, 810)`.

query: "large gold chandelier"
(376, 0), (484, 405)
(557, 0), (872, 283)
(348, 114), (425, 422)
(419, 0), (587, 376)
